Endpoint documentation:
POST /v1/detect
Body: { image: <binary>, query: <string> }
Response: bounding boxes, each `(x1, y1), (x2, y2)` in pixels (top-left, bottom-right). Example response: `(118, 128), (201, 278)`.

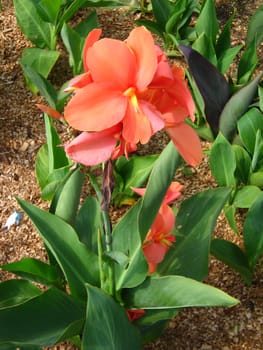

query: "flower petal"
(64, 72), (92, 91)
(64, 83), (128, 131)
(143, 242), (167, 266)
(86, 38), (136, 89)
(140, 101), (164, 134)
(122, 100), (153, 144)
(126, 26), (157, 90)
(166, 122), (203, 166)
(83, 29), (102, 71)
(163, 182), (184, 204)
(64, 128), (120, 166)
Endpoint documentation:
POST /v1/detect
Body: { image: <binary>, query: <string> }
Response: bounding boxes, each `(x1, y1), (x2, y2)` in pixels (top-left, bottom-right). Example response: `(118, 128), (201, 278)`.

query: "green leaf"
(217, 45), (242, 74)
(21, 48), (60, 77)
(247, 5), (263, 46)
(14, 0), (55, 49)
(195, 0), (219, 44)
(210, 133), (236, 187)
(233, 144), (251, 184)
(219, 72), (263, 141)
(211, 239), (253, 285)
(112, 201), (148, 290)
(75, 10), (99, 37)
(17, 198), (100, 300)
(61, 23), (84, 76)
(151, 0), (171, 32)
(35, 143), (49, 190)
(124, 276), (238, 309)
(20, 65), (57, 107)
(224, 204), (238, 233)
(83, 284), (141, 350)
(158, 187), (231, 280)
(113, 154), (158, 206)
(35, 0), (62, 24)
(237, 38), (258, 85)
(244, 192), (263, 269)
(54, 167), (84, 225)
(138, 141), (181, 240)
(259, 85), (263, 112)
(1, 258), (63, 288)
(41, 165), (72, 200)
(233, 185), (262, 208)
(237, 108), (263, 154)
(192, 33), (217, 66)
(75, 196), (102, 252)
(0, 279), (42, 309)
(216, 9), (235, 55)
(0, 287), (85, 346)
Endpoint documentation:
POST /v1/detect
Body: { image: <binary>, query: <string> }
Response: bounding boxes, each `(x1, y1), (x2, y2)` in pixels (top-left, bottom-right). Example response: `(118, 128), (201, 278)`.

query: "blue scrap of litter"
(4, 211), (23, 230)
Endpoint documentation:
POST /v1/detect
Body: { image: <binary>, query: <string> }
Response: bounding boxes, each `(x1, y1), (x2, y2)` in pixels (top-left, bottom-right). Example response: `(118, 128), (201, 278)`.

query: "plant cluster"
(0, 1), (263, 349)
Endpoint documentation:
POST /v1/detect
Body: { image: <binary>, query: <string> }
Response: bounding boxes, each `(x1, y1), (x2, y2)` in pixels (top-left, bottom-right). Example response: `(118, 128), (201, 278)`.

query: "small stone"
(19, 141), (29, 152)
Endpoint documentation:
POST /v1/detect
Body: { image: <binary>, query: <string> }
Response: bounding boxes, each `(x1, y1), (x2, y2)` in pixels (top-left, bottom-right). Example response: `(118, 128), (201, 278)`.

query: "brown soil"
(0, 0), (263, 349)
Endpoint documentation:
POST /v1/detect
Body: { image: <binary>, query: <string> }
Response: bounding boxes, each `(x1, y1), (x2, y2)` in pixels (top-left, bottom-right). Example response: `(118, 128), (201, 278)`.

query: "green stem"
(88, 170), (115, 296)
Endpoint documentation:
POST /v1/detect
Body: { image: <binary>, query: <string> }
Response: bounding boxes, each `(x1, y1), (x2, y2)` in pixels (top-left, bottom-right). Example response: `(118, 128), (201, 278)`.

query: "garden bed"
(0, 0), (262, 349)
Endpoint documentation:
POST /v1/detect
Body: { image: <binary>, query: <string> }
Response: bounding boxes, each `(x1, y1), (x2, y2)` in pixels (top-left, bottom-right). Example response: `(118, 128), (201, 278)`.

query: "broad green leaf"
(217, 45), (242, 74)
(75, 10), (99, 37)
(54, 167), (84, 225)
(249, 171), (263, 189)
(0, 287), (85, 346)
(259, 86), (263, 112)
(151, 0), (171, 32)
(134, 19), (164, 39)
(75, 196), (102, 252)
(20, 65), (57, 107)
(233, 144), (251, 184)
(210, 133), (236, 187)
(216, 10), (236, 55)
(247, 5), (263, 46)
(124, 276), (238, 309)
(237, 108), (263, 154)
(0, 279), (42, 309)
(1, 258), (63, 288)
(138, 141), (181, 240)
(14, 0), (55, 48)
(17, 198), (100, 300)
(36, 0), (62, 24)
(237, 38), (258, 85)
(192, 33), (217, 66)
(158, 187), (231, 280)
(61, 23), (84, 76)
(113, 154), (158, 206)
(44, 114), (69, 171)
(195, 0), (218, 44)
(211, 239), (253, 285)
(41, 165), (72, 200)
(165, 0), (188, 34)
(233, 185), (261, 208)
(112, 201), (148, 290)
(83, 284), (141, 350)
(251, 130), (263, 172)
(20, 48), (60, 93)
(35, 143), (49, 190)
(219, 72), (263, 141)
(244, 192), (263, 269)
(224, 204), (238, 233)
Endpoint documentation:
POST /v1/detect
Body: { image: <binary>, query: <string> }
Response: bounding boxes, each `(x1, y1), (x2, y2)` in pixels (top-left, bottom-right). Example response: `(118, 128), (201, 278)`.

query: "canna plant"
(0, 26), (239, 349)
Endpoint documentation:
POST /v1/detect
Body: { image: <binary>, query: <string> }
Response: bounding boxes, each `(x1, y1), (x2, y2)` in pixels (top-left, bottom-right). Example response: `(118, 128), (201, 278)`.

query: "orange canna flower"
(63, 26), (202, 166)
(132, 182), (183, 273)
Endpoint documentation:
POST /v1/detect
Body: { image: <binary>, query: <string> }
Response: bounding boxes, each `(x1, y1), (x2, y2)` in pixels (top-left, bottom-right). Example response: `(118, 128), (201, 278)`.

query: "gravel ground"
(0, 0), (262, 349)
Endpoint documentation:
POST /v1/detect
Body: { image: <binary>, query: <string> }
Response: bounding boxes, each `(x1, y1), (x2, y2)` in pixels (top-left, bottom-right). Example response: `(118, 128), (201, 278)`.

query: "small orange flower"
(132, 182), (183, 273)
